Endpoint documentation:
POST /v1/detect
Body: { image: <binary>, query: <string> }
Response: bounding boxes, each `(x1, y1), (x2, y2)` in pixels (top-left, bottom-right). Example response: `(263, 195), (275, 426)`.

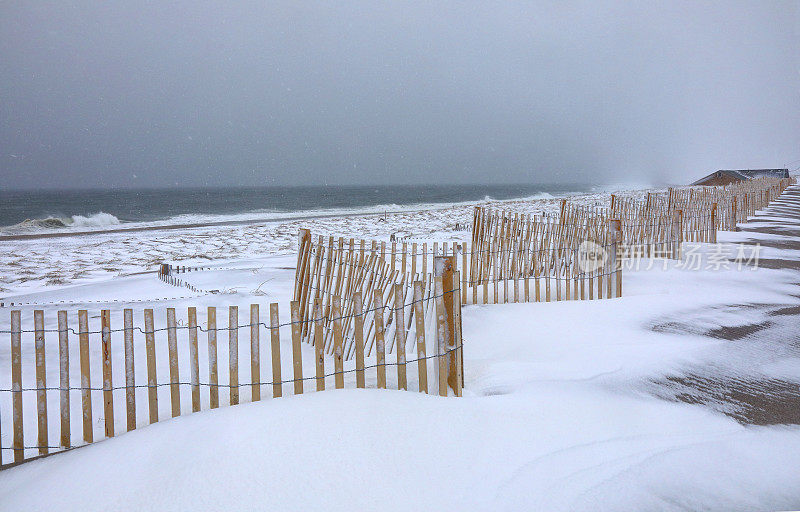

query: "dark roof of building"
(691, 169), (789, 185)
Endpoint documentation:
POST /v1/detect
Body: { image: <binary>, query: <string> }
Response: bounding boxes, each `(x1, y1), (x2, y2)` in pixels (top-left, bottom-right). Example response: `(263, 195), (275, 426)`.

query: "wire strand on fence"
(0, 287), (463, 334)
(0, 341), (462, 393)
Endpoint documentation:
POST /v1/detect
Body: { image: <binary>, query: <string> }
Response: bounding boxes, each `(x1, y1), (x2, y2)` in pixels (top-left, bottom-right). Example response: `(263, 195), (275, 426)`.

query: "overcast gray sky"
(1, 1), (798, 189)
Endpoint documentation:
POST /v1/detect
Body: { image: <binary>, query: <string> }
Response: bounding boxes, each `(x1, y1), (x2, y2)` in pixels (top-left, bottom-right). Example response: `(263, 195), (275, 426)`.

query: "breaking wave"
(3, 212), (121, 233)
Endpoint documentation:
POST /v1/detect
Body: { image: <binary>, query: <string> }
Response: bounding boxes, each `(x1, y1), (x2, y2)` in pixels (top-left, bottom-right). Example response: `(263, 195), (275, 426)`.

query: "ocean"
(0, 184), (594, 233)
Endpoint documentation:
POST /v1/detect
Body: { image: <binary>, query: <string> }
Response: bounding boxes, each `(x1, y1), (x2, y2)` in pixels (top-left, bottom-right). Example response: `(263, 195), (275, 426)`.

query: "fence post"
(394, 284), (407, 391)
(353, 292), (366, 389)
(166, 308), (181, 416)
(144, 309), (159, 422)
(434, 255), (459, 395)
(206, 307), (219, 408)
(609, 219), (622, 298)
(78, 310), (93, 443)
(123, 308), (136, 430)
(11, 310), (23, 462)
(188, 307), (201, 412)
(313, 298), (325, 391)
(101, 310), (114, 438)
(34, 310), (48, 455)
(58, 310), (70, 448)
(229, 306), (239, 405)
(270, 303), (282, 398)
(461, 243), (468, 305)
(672, 209), (683, 260)
(332, 297), (344, 389)
(373, 292), (386, 389)
(710, 203), (717, 244)
(250, 304), (260, 402)
(290, 301), (304, 394)
(413, 281), (428, 394)
(453, 271), (464, 396)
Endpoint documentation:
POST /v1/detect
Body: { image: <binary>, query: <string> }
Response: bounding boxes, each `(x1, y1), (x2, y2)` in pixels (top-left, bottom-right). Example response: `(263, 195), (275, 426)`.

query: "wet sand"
(650, 185), (800, 425)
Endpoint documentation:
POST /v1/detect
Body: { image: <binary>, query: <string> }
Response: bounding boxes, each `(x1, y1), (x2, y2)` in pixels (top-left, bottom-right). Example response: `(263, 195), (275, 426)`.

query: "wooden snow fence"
(584, 177), (792, 258)
(465, 178), (790, 302)
(293, 230), (467, 360)
(644, 177), (792, 234)
(0, 281), (464, 467)
(468, 207), (623, 304)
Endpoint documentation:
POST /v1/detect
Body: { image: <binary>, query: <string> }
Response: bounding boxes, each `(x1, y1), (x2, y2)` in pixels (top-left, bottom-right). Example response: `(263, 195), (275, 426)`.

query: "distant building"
(691, 169), (789, 186)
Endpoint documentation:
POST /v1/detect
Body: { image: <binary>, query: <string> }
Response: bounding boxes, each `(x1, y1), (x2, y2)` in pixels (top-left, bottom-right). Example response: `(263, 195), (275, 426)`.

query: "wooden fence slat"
(123, 308), (136, 431)
(394, 284), (407, 390)
(314, 298), (325, 391)
(453, 271), (464, 397)
(290, 301), (303, 395)
(332, 297), (344, 389)
(374, 291), (386, 389)
(413, 282), (428, 393)
(57, 310), (70, 448)
(353, 292), (366, 388)
(188, 307), (201, 412)
(144, 309), (158, 423)
(101, 310), (114, 438)
(229, 306), (239, 405)
(462, 243), (468, 304)
(11, 310), (24, 461)
(434, 277), (448, 397)
(78, 310), (93, 443)
(34, 310), (48, 455)
(250, 304), (261, 402)
(207, 307), (219, 408)
(270, 303), (282, 398)
(166, 308), (181, 417)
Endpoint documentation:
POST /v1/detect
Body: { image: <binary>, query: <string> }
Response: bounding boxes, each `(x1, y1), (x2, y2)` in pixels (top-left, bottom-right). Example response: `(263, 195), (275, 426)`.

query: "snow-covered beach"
(1, 183), (799, 510)
(0, 187), (653, 299)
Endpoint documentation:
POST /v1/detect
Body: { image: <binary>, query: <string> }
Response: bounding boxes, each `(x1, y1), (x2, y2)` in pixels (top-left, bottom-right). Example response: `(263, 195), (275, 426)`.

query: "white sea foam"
(2, 212), (121, 233)
(69, 212), (121, 228)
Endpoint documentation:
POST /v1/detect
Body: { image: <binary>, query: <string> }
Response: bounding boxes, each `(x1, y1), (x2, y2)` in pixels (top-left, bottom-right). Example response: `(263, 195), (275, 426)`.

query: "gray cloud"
(1, 1), (798, 189)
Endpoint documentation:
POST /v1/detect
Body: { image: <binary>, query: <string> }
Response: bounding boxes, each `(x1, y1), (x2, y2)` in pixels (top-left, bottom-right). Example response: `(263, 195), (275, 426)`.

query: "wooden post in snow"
(188, 307), (201, 412)
(413, 281), (428, 394)
(290, 301), (304, 394)
(374, 291), (386, 389)
(434, 255), (459, 395)
(672, 209), (683, 260)
(394, 284), (407, 391)
(710, 203), (717, 244)
(270, 303), (282, 398)
(101, 310), (114, 437)
(332, 297), (344, 389)
(78, 310), (93, 442)
(229, 306), (239, 405)
(166, 308), (181, 416)
(609, 219), (622, 298)
(11, 310), (23, 461)
(123, 309), (137, 430)
(313, 298), (325, 391)
(58, 311), (70, 448)
(250, 304), (261, 402)
(353, 292), (366, 389)
(453, 271), (464, 396)
(206, 307), (219, 409)
(34, 310), (48, 454)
